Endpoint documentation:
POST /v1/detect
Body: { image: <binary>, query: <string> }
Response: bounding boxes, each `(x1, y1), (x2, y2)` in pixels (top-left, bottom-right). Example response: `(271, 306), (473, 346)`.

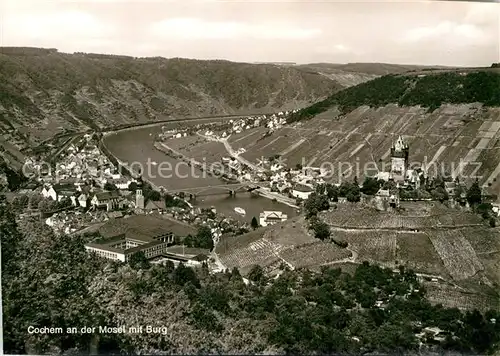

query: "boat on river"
(234, 207), (246, 216)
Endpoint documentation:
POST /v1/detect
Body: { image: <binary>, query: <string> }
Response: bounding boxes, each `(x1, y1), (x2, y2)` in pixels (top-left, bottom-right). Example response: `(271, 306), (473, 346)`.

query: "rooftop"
(260, 211), (287, 219)
(294, 184), (314, 192)
(94, 191), (121, 201)
(99, 214), (196, 241)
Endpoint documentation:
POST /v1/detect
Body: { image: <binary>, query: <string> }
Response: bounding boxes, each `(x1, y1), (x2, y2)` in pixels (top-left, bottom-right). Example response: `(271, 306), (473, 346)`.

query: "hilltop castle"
(375, 135), (424, 189)
(390, 136), (410, 183)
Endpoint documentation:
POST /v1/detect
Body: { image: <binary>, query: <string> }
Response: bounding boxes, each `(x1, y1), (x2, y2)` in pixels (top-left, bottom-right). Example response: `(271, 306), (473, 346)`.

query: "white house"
(78, 194), (88, 208)
(292, 184), (314, 200)
(493, 203), (500, 217)
(259, 211), (288, 227)
(113, 177), (131, 190)
(42, 184), (77, 202)
(41, 186), (56, 200)
(270, 163), (283, 172)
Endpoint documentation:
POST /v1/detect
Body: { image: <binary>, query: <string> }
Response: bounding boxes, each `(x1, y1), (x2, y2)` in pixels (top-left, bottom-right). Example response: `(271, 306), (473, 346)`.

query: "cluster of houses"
(162, 111), (296, 143)
(224, 112), (292, 136)
(31, 135), (144, 211)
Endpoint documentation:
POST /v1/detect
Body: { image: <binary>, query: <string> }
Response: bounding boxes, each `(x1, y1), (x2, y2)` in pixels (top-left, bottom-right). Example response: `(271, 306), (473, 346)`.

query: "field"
(279, 242), (352, 268)
(166, 136), (228, 164)
(99, 214), (196, 239)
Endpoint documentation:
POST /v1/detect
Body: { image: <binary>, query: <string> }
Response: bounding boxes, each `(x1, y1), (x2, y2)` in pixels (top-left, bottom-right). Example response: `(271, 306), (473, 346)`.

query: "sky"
(0, 0), (499, 66)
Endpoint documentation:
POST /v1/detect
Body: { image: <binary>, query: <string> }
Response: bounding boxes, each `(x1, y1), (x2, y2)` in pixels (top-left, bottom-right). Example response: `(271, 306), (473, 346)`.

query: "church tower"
(135, 168), (145, 210)
(390, 136), (409, 183)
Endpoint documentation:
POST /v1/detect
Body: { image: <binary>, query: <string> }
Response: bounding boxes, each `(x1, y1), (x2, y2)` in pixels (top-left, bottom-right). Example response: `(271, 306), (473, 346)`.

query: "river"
(103, 125), (298, 222)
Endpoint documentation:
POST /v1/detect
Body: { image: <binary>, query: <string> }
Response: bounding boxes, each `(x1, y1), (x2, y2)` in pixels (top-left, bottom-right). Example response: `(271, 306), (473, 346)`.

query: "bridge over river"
(164, 183), (260, 199)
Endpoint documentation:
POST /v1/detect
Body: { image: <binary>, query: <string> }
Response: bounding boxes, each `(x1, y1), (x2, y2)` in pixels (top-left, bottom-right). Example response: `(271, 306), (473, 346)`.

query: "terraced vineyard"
(426, 229), (484, 281)
(424, 283), (499, 312)
(334, 230), (397, 264)
(279, 241), (352, 268)
(317, 203), (497, 280)
(396, 232), (450, 277)
(216, 216), (351, 274)
(217, 201), (499, 310)
(319, 204), (483, 230)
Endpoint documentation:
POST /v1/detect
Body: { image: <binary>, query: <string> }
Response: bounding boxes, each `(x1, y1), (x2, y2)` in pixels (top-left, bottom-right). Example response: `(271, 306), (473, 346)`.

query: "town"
(2, 2), (500, 352)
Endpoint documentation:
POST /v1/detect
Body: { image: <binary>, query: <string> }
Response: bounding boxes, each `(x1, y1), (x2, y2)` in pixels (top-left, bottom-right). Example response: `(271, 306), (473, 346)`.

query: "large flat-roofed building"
(85, 215), (196, 262)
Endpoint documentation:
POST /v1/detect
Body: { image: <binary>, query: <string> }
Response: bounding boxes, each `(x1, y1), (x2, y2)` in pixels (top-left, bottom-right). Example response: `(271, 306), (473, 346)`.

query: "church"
(135, 169), (145, 210)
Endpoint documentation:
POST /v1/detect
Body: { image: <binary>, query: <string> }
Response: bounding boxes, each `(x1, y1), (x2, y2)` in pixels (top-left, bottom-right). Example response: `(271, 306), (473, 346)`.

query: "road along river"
(103, 124), (298, 222)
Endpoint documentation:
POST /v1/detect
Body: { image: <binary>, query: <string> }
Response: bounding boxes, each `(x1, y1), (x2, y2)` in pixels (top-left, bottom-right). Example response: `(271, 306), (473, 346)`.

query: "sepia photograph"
(0, 0), (499, 354)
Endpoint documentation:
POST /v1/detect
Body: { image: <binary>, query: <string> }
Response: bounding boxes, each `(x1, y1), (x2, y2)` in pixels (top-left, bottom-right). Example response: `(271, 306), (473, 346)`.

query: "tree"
(147, 190), (161, 202)
(361, 177), (380, 196)
(165, 194), (189, 209)
(11, 195), (29, 211)
(29, 194), (43, 210)
(38, 198), (55, 212)
(430, 187), (449, 203)
(173, 263), (200, 288)
(129, 251), (150, 270)
(309, 216), (331, 240)
(489, 218), (496, 228)
(187, 226), (214, 250)
(57, 197), (73, 209)
(251, 217), (259, 230)
(304, 192), (330, 219)
(315, 183), (326, 195)
(128, 182), (138, 192)
(339, 180), (361, 202)
(248, 265), (266, 285)
(346, 188), (361, 203)
(325, 183), (339, 202)
(466, 181), (482, 207)
(104, 182), (118, 191)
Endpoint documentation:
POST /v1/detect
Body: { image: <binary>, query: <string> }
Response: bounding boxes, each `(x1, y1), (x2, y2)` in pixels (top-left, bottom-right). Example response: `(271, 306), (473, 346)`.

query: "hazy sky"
(1, 0), (499, 66)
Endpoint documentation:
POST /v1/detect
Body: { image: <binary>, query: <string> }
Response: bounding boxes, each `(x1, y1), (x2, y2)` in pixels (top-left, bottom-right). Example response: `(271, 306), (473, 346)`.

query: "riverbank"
(257, 188), (299, 209)
(102, 115), (257, 135)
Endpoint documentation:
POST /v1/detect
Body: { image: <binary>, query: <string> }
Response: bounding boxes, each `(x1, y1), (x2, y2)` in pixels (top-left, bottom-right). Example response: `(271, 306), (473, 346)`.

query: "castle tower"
(390, 136), (409, 183)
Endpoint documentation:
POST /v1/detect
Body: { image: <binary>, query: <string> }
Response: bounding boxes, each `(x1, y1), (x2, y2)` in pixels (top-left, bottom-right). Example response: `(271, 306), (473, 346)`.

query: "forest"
(289, 71), (500, 122)
(1, 195), (499, 354)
